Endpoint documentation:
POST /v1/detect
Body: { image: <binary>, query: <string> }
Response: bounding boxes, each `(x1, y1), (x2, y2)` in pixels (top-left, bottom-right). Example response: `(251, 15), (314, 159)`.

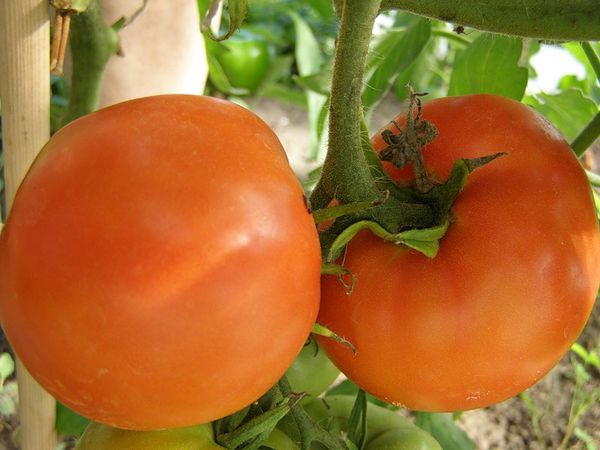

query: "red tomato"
(318, 94), (600, 412)
(0, 95), (321, 429)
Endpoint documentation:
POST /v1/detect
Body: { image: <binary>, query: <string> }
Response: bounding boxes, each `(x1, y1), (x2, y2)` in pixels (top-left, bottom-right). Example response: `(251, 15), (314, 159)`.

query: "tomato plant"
(318, 94), (600, 412)
(0, 95), (321, 429)
(74, 421), (225, 449)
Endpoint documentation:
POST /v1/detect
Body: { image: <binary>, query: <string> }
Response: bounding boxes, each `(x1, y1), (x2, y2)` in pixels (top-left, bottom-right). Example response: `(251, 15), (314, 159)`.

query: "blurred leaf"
(363, 19), (431, 111)
(415, 412), (476, 450)
(56, 402), (90, 437)
(325, 380), (398, 410)
(291, 12), (323, 77)
(293, 66), (332, 96)
(0, 382), (17, 416)
(559, 75), (590, 94)
(305, 0), (335, 21)
(262, 83), (307, 108)
(524, 89), (598, 141)
(291, 11), (328, 160)
(204, 0), (248, 41)
(448, 34), (528, 100)
(0, 353), (14, 385)
(574, 427), (598, 450)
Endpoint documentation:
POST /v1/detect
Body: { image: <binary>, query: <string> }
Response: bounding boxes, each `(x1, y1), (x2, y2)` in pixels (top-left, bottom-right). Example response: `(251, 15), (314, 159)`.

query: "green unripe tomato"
(74, 422), (225, 450)
(212, 34), (273, 94)
(286, 339), (340, 397)
(366, 428), (442, 450)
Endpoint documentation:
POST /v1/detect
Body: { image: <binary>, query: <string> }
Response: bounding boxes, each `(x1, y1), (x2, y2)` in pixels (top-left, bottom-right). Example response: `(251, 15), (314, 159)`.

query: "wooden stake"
(0, 1), (57, 449)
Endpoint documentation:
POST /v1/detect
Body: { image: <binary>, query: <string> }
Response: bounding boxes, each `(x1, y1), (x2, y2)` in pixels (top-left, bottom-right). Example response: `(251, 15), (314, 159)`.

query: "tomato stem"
(571, 111), (600, 157)
(310, 0), (383, 209)
(60, 0), (121, 126)
(380, 0), (600, 41)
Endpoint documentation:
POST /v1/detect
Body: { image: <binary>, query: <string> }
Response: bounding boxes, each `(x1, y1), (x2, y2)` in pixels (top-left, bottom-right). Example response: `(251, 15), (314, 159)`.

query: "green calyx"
(316, 88), (505, 260)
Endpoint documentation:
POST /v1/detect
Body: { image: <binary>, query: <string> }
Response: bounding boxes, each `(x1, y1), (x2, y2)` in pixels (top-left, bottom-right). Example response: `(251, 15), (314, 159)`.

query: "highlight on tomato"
(318, 94), (600, 412)
(0, 95), (321, 429)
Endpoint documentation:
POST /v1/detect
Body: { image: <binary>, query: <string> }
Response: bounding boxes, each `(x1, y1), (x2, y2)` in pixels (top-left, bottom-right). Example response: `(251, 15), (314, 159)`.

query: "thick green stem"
(581, 42), (600, 83)
(571, 112), (600, 157)
(61, 0), (120, 125)
(310, 0), (382, 209)
(380, 0), (600, 41)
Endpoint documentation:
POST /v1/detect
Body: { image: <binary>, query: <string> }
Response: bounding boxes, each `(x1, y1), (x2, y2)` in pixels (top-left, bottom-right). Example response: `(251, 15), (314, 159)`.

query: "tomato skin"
(0, 95), (321, 429)
(318, 94), (600, 411)
(74, 422), (225, 450)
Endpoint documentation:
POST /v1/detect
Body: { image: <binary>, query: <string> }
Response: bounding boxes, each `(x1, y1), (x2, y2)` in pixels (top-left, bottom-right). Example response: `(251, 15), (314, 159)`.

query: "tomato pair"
(0, 93), (597, 434)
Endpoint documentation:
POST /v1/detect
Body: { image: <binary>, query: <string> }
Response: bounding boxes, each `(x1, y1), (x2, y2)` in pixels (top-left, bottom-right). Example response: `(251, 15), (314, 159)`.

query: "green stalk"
(571, 112), (600, 157)
(61, 0), (120, 126)
(580, 42), (600, 83)
(570, 43), (600, 156)
(380, 0), (600, 41)
(310, 0), (383, 209)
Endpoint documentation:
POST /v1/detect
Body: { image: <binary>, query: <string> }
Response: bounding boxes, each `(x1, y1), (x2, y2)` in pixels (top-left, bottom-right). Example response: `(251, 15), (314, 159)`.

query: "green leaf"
(0, 353), (14, 385)
(448, 34), (528, 100)
(216, 394), (303, 449)
(290, 11), (328, 160)
(56, 402), (90, 437)
(347, 390), (368, 450)
(524, 89), (598, 142)
(415, 412), (476, 450)
(305, 0), (335, 22)
(363, 19), (431, 111)
(328, 220), (449, 262)
(204, 0), (248, 41)
(293, 66), (332, 96)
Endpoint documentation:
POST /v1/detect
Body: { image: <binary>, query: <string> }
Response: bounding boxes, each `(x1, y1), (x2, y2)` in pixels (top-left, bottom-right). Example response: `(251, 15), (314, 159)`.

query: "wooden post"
(0, 1), (57, 449)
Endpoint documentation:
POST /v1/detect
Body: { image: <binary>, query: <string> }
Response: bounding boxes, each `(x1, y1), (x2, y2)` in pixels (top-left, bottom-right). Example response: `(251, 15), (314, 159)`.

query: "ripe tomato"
(0, 95), (321, 429)
(318, 94), (600, 411)
(75, 422), (225, 449)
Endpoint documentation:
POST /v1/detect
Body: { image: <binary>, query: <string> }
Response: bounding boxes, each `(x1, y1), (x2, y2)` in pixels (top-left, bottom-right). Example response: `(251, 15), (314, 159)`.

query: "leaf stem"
(310, 0), (382, 209)
(580, 42), (600, 83)
(60, 0), (120, 126)
(571, 111), (600, 157)
(379, 0), (600, 41)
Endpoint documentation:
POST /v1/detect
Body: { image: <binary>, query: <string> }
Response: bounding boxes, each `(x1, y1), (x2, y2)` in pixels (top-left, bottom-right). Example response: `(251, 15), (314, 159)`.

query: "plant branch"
(571, 112), (600, 157)
(380, 0), (600, 41)
(310, 0), (382, 209)
(581, 42), (600, 83)
(61, 0), (120, 126)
